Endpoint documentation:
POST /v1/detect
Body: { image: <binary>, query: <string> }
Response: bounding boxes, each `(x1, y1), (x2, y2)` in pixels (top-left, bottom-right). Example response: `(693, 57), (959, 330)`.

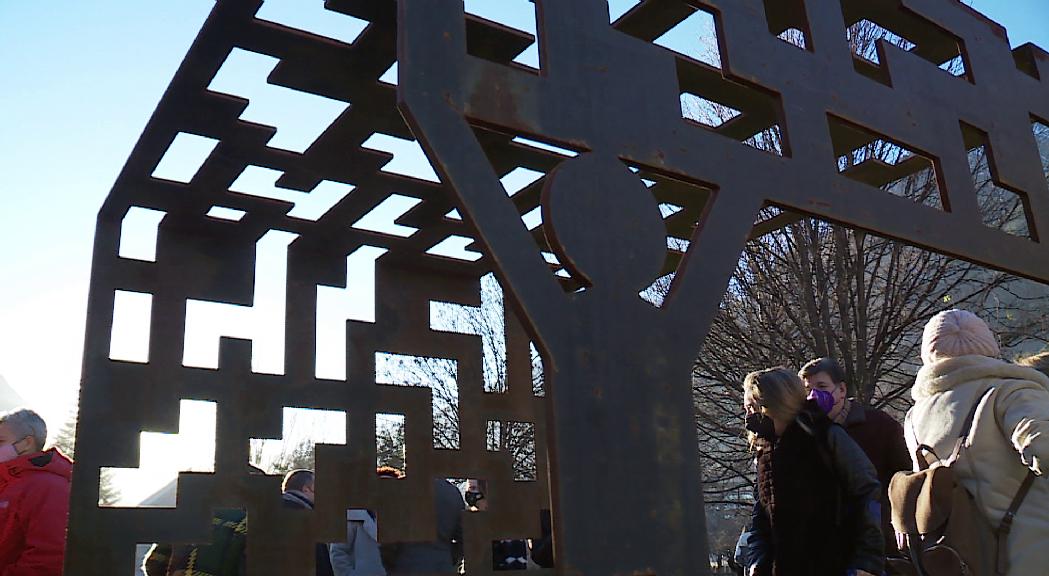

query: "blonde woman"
(742, 368), (883, 576)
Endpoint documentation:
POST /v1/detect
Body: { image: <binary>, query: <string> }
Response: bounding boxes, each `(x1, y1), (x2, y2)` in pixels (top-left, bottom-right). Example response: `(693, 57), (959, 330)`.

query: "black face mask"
(465, 491), (485, 507)
(745, 413), (777, 440)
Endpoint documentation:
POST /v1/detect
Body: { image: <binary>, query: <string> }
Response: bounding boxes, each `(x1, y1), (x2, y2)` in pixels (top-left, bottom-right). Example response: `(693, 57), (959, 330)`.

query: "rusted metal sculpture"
(67, 0), (1049, 575)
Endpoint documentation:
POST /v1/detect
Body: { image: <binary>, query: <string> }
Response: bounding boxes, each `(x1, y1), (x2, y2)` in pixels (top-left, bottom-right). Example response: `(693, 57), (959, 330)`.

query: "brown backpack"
(887, 388), (1036, 576)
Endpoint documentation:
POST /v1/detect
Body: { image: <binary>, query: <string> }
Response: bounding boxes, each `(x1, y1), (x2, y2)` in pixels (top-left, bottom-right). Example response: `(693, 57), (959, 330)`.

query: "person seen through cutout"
(329, 467), (396, 576)
(281, 469), (335, 576)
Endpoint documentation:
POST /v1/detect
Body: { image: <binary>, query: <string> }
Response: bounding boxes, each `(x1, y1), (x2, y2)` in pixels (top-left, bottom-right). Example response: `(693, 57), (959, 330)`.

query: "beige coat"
(905, 355), (1049, 576)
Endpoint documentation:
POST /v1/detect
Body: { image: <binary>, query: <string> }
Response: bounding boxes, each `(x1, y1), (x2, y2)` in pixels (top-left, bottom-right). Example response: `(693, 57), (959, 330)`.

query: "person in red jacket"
(0, 408), (73, 575)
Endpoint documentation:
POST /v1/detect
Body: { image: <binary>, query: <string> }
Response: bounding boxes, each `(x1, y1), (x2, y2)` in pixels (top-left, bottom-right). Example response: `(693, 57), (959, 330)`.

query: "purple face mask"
(807, 389), (836, 415)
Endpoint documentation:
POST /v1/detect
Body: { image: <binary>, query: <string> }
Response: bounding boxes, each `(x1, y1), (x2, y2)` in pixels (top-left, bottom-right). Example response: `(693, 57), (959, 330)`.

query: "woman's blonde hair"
(743, 367), (807, 448)
(1017, 350), (1049, 377)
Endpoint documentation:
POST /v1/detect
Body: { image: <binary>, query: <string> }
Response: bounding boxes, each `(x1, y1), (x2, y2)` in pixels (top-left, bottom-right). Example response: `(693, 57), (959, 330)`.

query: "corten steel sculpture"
(67, 0), (1049, 574)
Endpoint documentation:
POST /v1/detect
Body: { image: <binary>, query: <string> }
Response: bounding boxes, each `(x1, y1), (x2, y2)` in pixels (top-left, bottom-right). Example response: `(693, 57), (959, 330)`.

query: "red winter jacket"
(0, 448), (73, 576)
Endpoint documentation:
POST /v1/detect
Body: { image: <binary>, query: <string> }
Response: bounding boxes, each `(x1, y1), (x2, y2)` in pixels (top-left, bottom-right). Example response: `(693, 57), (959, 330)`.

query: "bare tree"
(672, 19), (1049, 556)
(383, 274), (542, 481)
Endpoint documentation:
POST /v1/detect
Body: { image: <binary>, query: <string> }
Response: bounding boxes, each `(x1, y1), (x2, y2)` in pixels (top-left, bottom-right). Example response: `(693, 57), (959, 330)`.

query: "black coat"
(750, 404), (884, 576)
(282, 491), (336, 576)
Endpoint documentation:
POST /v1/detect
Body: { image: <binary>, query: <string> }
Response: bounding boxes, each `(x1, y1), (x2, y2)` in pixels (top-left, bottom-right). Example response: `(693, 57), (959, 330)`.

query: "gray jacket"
(330, 510), (386, 576)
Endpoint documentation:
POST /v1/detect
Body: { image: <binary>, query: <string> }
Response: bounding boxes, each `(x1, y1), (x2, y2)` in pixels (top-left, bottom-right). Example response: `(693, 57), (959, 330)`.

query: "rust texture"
(67, 0), (1049, 575)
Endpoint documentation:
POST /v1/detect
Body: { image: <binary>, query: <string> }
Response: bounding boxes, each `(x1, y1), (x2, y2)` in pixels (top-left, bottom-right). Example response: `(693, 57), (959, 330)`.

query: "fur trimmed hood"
(912, 355), (1049, 401)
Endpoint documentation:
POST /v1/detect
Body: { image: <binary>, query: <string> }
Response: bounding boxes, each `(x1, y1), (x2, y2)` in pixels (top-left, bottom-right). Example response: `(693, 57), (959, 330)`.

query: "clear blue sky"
(0, 0), (1045, 483)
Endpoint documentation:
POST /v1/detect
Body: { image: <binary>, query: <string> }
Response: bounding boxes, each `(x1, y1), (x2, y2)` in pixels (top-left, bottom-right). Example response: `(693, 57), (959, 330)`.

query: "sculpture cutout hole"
(379, 62), (398, 86)
(255, 0), (369, 46)
(462, 478), (489, 512)
(351, 194), (424, 238)
(468, 125), (588, 287)
(151, 132), (219, 183)
(205, 206), (247, 222)
(487, 421), (537, 481)
(422, 161), (551, 266)
(680, 93), (742, 129)
(360, 133), (442, 183)
(828, 115), (944, 209)
(1034, 119), (1049, 178)
(229, 165), (355, 222)
(777, 28), (808, 50)
(208, 48), (350, 153)
(500, 166), (546, 197)
(118, 207), (166, 262)
(619, 166), (717, 307)
(316, 246), (388, 381)
(843, 12), (969, 83)
(510, 136), (579, 158)
(426, 236), (484, 262)
(136, 509), (248, 576)
(110, 290), (153, 363)
(249, 407), (347, 474)
(376, 413), (406, 472)
(183, 230), (298, 374)
(608, 0), (643, 23)
(429, 274), (546, 397)
(652, 4), (722, 69)
(1014, 46), (1042, 80)
(649, 6), (787, 157)
(431, 274), (508, 394)
(847, 19), (915, 64)
(962, 131), (1034, 239)
(102, 400), (217, 508)
(464, 0), (540, 71)
(762, 0), (812, 51)
(376, 352), (460, 449)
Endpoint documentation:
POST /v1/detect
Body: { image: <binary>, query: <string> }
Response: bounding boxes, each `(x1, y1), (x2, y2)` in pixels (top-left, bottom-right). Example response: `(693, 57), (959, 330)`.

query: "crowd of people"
(734, 309), (1049, 576)
(0, 308), (1047, 576)
(141, 470), (548, 576)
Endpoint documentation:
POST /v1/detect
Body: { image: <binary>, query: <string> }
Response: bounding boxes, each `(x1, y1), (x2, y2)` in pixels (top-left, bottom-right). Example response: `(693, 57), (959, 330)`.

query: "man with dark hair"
(799, 357), (911, 555)
(282, 469), (335, 576)
(0, 408), (73, 574)
(283, 469), (316, 499)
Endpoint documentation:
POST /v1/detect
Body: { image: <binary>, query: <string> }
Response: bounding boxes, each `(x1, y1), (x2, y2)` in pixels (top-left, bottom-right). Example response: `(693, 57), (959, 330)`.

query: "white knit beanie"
(921, 309), (1000, 365)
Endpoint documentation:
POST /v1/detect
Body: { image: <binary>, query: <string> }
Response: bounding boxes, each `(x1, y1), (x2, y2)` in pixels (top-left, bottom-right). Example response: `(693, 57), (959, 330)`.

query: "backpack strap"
(946, 387), (996, 464)
(995, 470), (1038, 575)
(913, 444), (940, 471)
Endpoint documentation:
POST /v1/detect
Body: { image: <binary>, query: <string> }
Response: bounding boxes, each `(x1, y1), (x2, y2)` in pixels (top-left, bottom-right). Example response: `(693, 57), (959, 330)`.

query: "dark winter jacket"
(840, 402), (912, 554)
(281, 491), (335, 576)
(0, 448), (73, 576)
(749, 404), (883, 576)
(381, 479), (464, 574)
(164, 508), (248, 576)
